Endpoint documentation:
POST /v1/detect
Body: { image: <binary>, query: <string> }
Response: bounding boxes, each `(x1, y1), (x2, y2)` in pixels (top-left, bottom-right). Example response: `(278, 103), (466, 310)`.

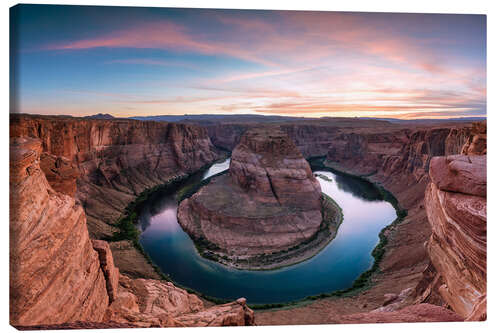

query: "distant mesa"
(84, 113), (115, 119)
(177, 127), (342, 269)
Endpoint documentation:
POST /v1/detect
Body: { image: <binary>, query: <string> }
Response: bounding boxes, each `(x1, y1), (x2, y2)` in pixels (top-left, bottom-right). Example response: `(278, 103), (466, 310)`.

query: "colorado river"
(138, 158), (397, 304)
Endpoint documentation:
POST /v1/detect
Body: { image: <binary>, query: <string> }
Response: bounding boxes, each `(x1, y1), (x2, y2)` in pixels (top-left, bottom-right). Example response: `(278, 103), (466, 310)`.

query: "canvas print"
(9, 4), (486, 329)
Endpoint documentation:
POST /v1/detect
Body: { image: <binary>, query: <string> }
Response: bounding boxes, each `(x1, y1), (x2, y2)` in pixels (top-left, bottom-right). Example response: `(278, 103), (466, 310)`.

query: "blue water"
(138, 159), (396, 304)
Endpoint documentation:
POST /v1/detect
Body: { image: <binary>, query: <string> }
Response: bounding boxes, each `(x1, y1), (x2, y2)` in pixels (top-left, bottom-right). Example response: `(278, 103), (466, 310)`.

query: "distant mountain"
(129, 114), (311, 124)
(358, 116), (486, 124)
(84, 113), (115, 119)
(130, 114), (486, 125)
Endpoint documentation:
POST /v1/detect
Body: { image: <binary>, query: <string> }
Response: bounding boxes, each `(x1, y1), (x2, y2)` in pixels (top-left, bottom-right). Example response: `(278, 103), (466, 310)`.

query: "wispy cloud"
(21, 9), (485, 119)
(104, 58), (205, 71)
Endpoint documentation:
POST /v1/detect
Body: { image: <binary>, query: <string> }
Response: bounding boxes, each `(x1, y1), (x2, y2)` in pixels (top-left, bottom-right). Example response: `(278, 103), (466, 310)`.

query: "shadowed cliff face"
(10, 114), (221, 239)
(325, 125), (481, 209)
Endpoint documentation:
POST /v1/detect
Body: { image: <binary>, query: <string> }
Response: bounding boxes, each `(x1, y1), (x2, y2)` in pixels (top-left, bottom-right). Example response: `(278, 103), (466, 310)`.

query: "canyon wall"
(204, 118), (397, 158)
(206, 122), (346, 158)
(324, 122), (487, 320)
(325, 125), (478, 209)
(424, 154), (486, 320)
(205, 121), (478, 210)
(10, 135), (254, 328)
(10, 137), (110, 325)
(10, 114), (221, 239)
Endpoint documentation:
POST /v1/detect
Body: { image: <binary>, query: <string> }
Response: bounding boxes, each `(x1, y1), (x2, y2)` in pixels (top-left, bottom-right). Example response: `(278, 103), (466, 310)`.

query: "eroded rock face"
(39, 152), (80, 196)
(325, 126), (478, 209)
(10, 136), (256, 328)
(10, 137), (109, 326)
(92, 240), (120, 303)
(429, 155), (486, 197)
(104, 276), (254, 327)
(425, 154), (486, 320)
(461, 122), (487, 155)
(174, 298), (255, 327)
(230, 128), (322, 209)
(178, 128), (328, 266)
(10, 114), (221, 240)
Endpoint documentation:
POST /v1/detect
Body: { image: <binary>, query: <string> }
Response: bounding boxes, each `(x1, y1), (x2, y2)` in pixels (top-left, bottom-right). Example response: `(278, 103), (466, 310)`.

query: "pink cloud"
(36, 12), (484, 120)
(45, 21), (279, 67)
(43, 12), (456, 75)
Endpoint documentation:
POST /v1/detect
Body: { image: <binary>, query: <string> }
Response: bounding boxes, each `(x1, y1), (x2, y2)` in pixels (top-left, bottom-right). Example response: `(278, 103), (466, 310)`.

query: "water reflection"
(334, 173), (384, 202)
(139, 159), (397, 304)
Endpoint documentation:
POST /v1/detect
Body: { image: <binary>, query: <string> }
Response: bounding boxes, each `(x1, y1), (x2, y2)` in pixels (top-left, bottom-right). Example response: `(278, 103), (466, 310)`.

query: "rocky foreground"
(10, 134), (254, 328)
(178, 128), (342, 269)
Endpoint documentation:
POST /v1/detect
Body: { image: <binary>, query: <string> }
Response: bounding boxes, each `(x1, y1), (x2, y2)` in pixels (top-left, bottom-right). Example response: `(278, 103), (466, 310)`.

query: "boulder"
(429, 155), (486, 197)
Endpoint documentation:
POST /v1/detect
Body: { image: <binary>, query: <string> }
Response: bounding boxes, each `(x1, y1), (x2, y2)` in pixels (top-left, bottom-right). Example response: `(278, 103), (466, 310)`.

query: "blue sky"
(10, 4), (486, 119)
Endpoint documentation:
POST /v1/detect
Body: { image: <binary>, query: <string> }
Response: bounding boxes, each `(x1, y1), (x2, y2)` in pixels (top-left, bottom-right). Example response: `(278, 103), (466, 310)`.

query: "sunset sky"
(10, 5), (486, 119)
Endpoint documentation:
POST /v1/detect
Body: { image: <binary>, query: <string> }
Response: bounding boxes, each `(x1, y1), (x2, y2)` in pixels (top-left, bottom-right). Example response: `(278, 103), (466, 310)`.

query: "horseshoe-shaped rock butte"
(177, 128), (342, 269)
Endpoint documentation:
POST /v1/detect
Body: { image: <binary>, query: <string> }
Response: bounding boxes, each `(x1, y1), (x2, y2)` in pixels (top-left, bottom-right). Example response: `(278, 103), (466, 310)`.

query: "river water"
(138, 159), (396, 304)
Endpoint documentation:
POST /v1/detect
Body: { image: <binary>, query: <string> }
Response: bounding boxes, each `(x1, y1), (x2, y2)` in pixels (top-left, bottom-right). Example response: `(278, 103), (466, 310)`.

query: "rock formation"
(424, 154), (486, 320)
(178, 128), (341, 269)
(10, 114), (221, 240)
(10, 114), (222, 280)
(10, 134), (254, 328)
(10, 137), (109, 325)
(229, 127), (322, 209)
(103, 276), (254, 327)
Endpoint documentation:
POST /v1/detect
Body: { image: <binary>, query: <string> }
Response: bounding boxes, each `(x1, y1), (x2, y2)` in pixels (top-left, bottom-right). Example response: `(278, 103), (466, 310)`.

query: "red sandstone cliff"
(10, 114), (221, 240)
(205, 120), (479, 210)
(424, 154), (486, 320)
(10, 136), (254, 328)
(177, 128), (336, 269)
(325, 125), (479, 208)
(10, 137), (110, 325)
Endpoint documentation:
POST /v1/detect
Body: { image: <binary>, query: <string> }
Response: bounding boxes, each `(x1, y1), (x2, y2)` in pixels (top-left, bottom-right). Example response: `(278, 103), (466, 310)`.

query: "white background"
(2, 0), (498, 332)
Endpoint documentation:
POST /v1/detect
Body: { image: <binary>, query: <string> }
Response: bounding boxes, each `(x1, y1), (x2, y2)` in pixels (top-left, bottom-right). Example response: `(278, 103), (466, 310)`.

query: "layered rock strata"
(254, 121), (485, 324)
(178, 128), (341, 269)
(10, 114), (222, 282)
(10, 137), (254, 328)
(425, 154), (486, 320)
(10, 137), (109, 325)
(10, 114), (221, 240)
